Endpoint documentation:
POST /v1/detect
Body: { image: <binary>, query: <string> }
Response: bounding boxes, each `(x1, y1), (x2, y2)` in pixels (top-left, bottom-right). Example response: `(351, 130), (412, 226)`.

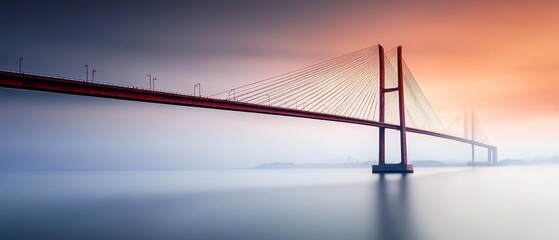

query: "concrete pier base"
(372, 164), (414, 174)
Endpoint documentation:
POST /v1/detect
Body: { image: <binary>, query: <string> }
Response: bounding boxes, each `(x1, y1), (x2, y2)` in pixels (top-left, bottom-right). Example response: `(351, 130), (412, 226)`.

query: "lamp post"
(194, 83), (201, 97)
(228, 89), (236, 100)
(19, 57), (23, 73)
(92, 69), (96, 82)
(153, 77), (157, 91)
(84, 65), (88, 81)
(148, 74), (152, 90)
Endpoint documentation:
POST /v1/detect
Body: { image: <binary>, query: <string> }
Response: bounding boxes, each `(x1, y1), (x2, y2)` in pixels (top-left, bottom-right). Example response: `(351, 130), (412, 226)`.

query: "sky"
(1, 0), (558, 169)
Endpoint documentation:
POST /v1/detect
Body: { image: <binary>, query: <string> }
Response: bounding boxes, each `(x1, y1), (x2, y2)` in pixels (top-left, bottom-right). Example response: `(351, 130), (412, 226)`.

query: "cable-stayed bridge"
(0, 45), (497, 173)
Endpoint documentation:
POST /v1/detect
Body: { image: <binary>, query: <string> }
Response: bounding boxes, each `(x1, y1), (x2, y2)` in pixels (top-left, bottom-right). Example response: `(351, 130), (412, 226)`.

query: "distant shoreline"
(253, 157), (559, 169)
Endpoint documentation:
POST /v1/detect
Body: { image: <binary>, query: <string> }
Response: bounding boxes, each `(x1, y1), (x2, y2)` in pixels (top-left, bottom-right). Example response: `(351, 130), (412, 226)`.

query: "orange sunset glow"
(226, 0), (559, 158)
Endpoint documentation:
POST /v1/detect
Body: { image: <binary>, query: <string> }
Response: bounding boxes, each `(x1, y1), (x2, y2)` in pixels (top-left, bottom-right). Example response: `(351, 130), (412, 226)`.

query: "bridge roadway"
(0, 71), (495, 149)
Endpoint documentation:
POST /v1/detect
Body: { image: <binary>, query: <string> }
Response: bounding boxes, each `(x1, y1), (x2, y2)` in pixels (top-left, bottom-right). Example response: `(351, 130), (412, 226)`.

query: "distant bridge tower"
(467, 109), (499, 166)
(373, 45), (414, 174)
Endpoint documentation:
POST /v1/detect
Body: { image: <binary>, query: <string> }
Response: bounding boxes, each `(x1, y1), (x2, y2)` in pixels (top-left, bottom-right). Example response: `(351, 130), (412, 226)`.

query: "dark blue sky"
(1, 0), (443, 93)
(1, 1), (353, 86)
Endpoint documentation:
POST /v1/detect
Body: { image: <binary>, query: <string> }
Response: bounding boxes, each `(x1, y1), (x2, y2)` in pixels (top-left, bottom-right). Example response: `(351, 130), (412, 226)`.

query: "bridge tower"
(468, 110), (499, 166)
(471, 109), (476, 165)
(373, 45), (414, 174)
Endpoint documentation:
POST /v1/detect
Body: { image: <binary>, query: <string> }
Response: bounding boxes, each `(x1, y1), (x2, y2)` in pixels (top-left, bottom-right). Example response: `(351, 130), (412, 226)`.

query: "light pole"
(153, 77), (157, 91)
(228, 89), (236, 100)
(19, 57), (23, 73)
(148, 74), (152, 90)
(84, 65), (88, 81)
(194, 83), (201, 97)
(92, 69), (96, 82)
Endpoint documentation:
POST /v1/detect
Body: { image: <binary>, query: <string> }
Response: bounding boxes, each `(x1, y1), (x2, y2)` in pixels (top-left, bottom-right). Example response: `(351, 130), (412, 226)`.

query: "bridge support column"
(378, 45), (386, 167)
(471, 110), (475, 165)
(491, 147), (498, 165)
(373, 45), (413, 174)
(487, 148), (491, 164)
(471, 144), (475, 165)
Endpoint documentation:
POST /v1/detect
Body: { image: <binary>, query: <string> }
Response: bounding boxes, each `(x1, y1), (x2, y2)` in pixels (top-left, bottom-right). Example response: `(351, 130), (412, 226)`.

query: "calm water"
(1, 166), (558, 240)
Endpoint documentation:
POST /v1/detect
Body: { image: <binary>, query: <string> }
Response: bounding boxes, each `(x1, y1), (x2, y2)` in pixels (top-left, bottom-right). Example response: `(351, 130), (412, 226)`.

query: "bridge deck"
(0, 71), (495, 149)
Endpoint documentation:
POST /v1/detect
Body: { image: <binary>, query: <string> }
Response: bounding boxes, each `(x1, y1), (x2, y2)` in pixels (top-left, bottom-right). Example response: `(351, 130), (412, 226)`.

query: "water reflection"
(374, 174), (416, 240)
(3, 168), (559, 239)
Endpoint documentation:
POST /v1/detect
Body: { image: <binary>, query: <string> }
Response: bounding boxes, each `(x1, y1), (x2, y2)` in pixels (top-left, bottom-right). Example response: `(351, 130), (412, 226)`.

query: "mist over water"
(1, 167), (558, 240)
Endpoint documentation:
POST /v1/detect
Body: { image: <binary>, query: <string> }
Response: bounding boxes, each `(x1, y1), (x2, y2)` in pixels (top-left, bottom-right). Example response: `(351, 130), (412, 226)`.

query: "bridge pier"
(467, 110), (498, 166)
(487, 147), (491, 164)
(373, 45), (414, 174)
(471, 110), (476, 165)
(492, 147), (498, 165)
(468, 146), (499, 166)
